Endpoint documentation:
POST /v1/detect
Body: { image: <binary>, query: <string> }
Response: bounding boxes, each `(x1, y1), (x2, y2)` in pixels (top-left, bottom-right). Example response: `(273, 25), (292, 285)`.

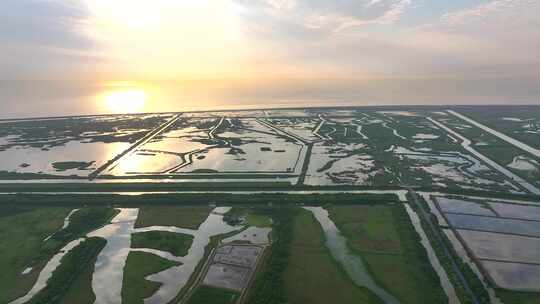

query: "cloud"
(0, 0), (94, 48)
(0, 0), (102, 79)
(230, 0), (540, 81)
(441, 0), (539, 29)
(234, 0), (411, 35)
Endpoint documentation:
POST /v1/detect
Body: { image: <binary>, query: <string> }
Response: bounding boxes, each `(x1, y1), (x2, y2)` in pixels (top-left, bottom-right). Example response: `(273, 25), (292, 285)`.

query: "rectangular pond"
(446, 214), (540, 237)
(437, 197), (496, 216)
(489, 202), (540, 221)
(457, 230), (540, 264)
(481, 260), (540, 292)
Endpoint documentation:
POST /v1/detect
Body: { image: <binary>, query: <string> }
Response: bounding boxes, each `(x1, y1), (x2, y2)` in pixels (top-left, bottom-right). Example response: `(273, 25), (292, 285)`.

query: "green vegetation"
(246, 206), (297, 304)
(52, 161), (95, 172)
(1, 192), (402, 207)
(246, 213), (273, 227)
(40, 207), (118, 258)
(187, 286), (238, 304)
(59, 242), (101, 304)
(0, 205), (117, 303)
(496, 289), (540, 304)
(436, 112), (540, 190)
(0, 206), (71, 302)
(135, 206), (212, 229)
(223, 207), (273, 227)
(29, 237), (106, 304)
(121, 251), (181, 304)
(328, 204), (447, 303)
(282, 209), (382, 304)
(454, 106), (540, 150)
(132, 231), (193, 256)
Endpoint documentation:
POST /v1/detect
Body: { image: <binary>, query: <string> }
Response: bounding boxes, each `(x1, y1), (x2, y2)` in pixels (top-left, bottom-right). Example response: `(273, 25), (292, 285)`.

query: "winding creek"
(9, 239), (84, 304)
(87, 208), (139, 304)
(303, 206), (400, 304)
(43, 208), (80, 242)
(139, 206), (241, 304)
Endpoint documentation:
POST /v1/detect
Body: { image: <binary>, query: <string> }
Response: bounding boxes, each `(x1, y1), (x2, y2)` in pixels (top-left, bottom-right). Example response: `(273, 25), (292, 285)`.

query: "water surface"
(304, 206), (400, 304)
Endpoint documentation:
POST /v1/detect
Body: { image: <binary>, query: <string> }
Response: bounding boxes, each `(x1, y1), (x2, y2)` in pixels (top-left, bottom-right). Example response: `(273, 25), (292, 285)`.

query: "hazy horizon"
(1, 0), (539, 118)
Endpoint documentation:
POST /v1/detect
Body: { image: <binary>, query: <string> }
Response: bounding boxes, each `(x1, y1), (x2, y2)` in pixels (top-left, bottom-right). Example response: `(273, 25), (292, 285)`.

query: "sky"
(0, 0), (539, 118)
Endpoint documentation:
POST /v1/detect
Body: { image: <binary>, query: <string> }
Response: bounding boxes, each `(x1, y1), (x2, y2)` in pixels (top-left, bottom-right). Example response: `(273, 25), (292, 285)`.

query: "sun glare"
(103, 90), (146, 114)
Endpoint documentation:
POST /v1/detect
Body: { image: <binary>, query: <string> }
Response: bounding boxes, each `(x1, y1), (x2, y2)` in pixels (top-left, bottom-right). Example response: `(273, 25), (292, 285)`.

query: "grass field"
(59, 242), (101, 304)
(328, 204), (447, 304)
(132, 231), (193, 256)
(284, 209), (382, 304)
(0, 205), (71, 303)
(496, 289), (540, 304)
(29, 237), (106, 304)
(246, 213), (272, 227)
(187, 286), (238, 304)
(121, 251), (181, 304)
(135, 206), (212, 229)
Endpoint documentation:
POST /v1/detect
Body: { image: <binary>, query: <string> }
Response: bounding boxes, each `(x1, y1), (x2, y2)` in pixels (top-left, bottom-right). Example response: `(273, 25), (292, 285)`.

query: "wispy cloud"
(0, 0), (103, 79)
(441, 0), (538, 28)
(234, 0), (411, 35)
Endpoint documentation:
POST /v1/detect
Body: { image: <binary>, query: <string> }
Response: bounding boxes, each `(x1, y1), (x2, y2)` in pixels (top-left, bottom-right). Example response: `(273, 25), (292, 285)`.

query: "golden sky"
(0, 0), (539, 117)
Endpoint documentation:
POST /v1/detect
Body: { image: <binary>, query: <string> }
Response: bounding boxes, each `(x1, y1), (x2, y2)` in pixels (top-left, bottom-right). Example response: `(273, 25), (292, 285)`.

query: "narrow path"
(313, 114), (330, 140)
(448, 110), (540, 158)
(296, 143), (313, 186)
(208, 117), (225, 139)
(88, 114), (182, 180)
(407, 189), (480, 304)
(428, 117), (540, 195)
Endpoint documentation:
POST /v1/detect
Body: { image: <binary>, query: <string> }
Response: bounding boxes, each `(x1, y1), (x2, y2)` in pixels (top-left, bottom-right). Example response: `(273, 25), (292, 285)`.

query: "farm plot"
(0, 114), (173, 178)
(433, 195), (540, 292)
(108, 117), (220, 175)
(109, 117), (306, 177)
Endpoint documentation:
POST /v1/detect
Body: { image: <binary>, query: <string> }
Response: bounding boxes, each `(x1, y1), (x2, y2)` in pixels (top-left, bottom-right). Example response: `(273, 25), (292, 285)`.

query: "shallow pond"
(437, 197), (495, 216)
(447, 214), (540, 237)
(0, 141), (131, 176)
(489, 202), (540, 221)
(457, 230), (540, 264)
(481, 260), (540, 291)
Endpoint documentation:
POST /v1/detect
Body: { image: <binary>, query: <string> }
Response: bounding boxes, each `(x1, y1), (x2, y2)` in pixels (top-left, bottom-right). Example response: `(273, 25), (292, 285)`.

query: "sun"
(103, 90), (146, 114)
